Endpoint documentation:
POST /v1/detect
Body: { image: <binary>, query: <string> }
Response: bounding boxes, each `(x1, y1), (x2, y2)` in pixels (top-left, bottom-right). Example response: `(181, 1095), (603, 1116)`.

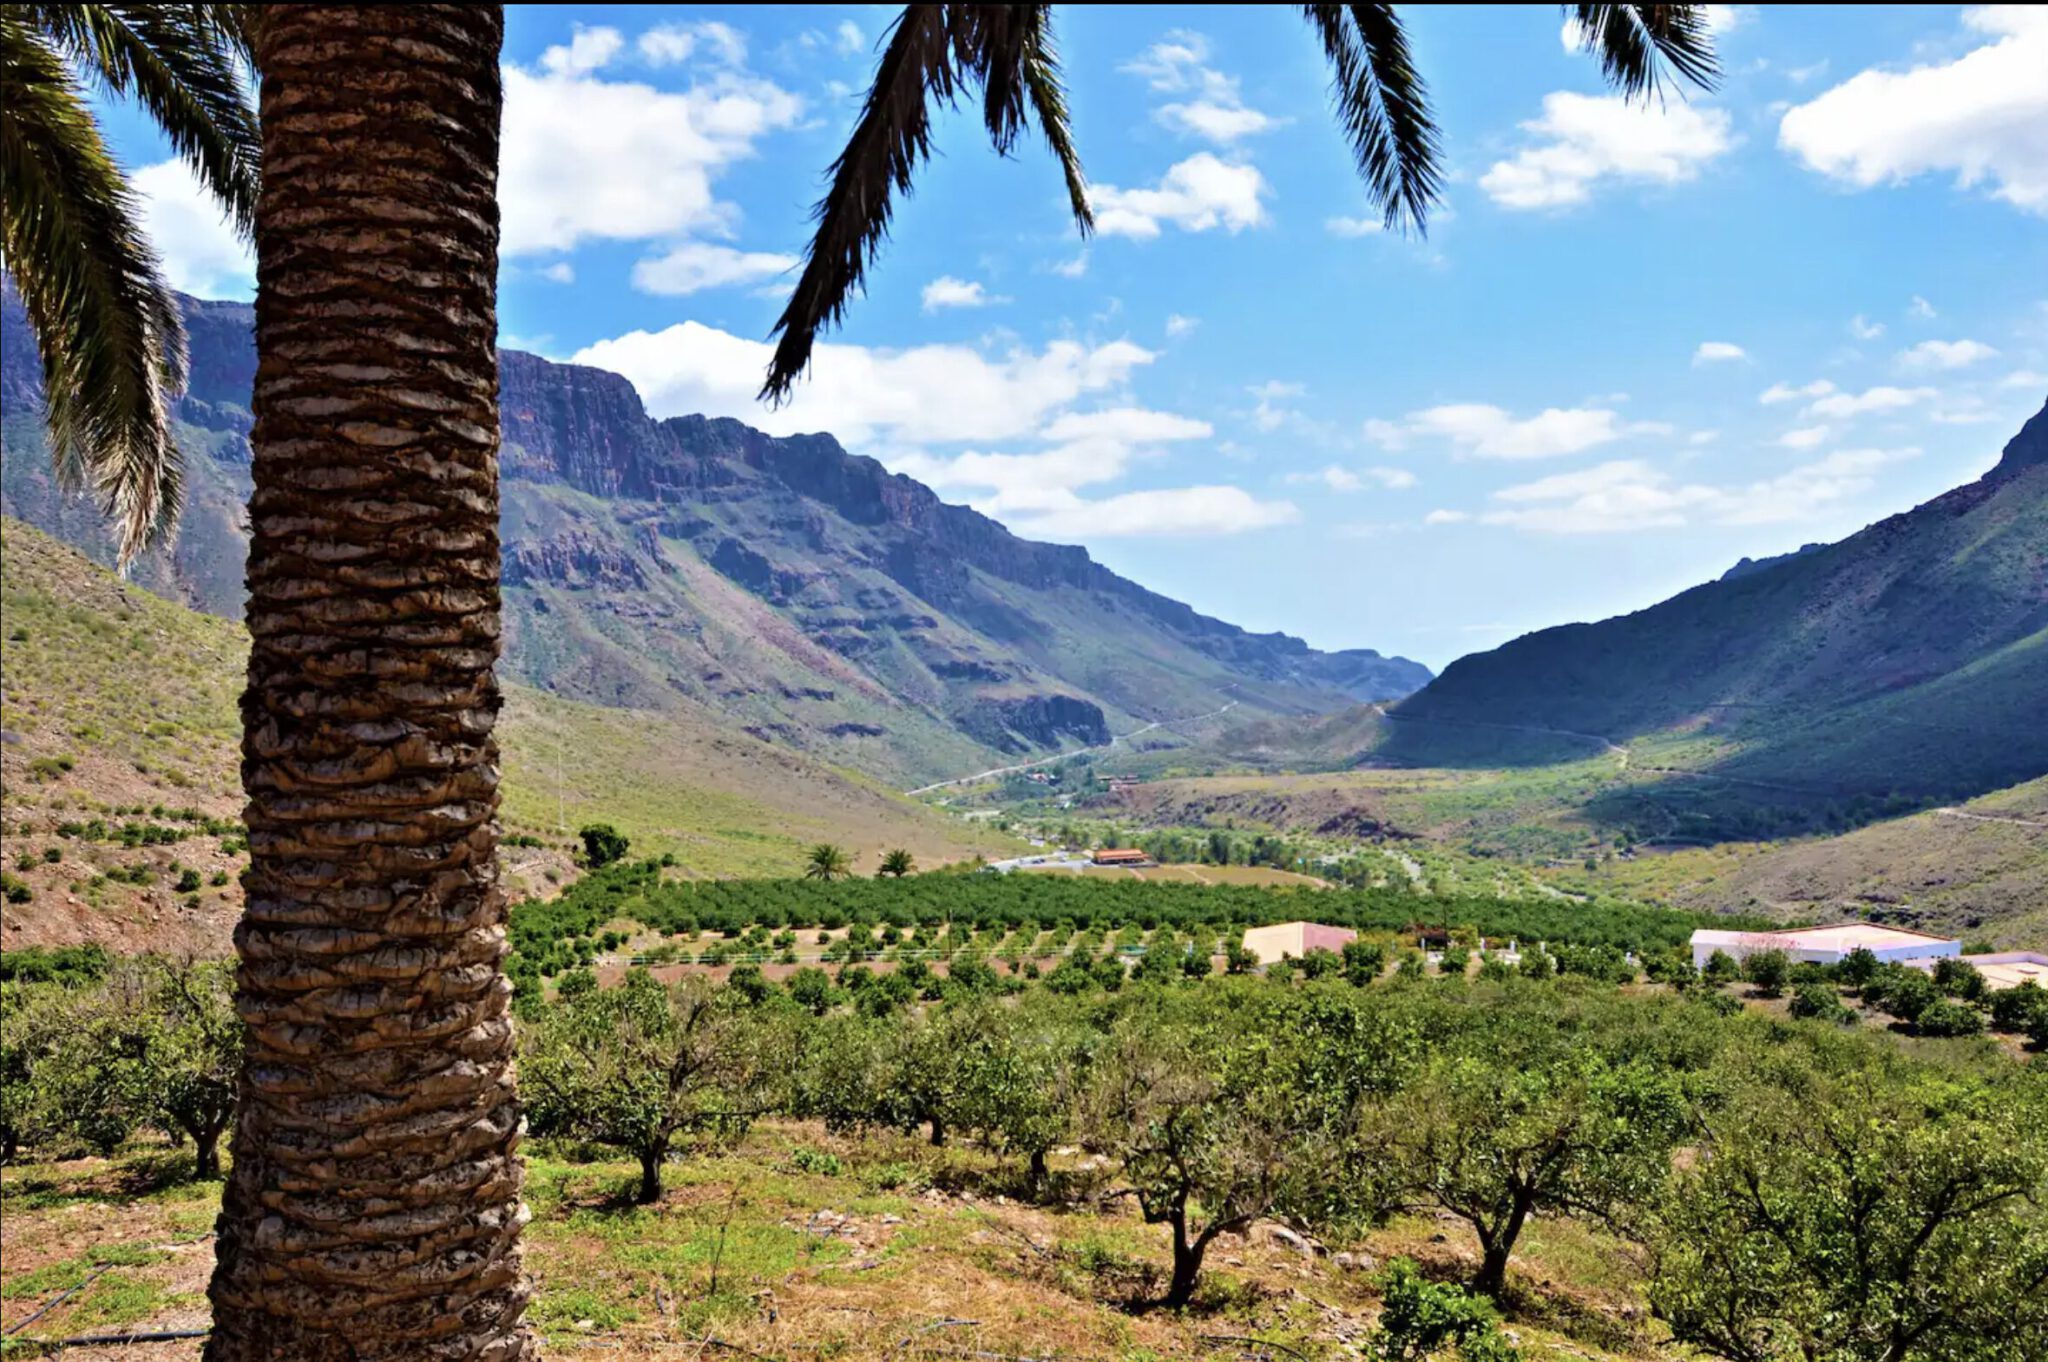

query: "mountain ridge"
(1, 286), (1429, 785)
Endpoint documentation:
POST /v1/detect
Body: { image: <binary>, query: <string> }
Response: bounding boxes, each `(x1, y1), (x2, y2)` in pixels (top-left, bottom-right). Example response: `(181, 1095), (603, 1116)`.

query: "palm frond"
(761, 3), (1088, 403)
(1564, 4), (1720, 99)
(24, 3), (259, 232)
(1301, 5), (1443, 233)
(0, 14), (185, 561)
(1016, 4), (1092, 232)
(761, 5), (957, 403)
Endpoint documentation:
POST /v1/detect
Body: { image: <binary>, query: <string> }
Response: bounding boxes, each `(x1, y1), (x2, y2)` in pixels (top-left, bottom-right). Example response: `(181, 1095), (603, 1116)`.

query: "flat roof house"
(1903, 951), (2048, 992)
(1242, 921), (1358, 966)
(1689, 923), (1960, 971)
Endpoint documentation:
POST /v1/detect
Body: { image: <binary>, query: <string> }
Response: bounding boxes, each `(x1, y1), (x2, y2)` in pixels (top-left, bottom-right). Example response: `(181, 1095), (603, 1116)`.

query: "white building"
(1689, 923), (1960, 971)
(1903, 950), (2048, 992)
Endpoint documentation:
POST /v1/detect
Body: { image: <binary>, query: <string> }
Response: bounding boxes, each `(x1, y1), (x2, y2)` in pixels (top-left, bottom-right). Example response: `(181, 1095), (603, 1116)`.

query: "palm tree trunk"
(205, 9), (531, 1360)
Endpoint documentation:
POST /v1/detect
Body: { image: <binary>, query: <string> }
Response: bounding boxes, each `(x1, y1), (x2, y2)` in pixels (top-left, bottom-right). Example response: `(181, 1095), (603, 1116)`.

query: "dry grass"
(1, 1124), (1673, 1361)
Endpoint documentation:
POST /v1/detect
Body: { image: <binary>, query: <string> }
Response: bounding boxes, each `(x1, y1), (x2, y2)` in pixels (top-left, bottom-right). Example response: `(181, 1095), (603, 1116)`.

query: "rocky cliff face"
(2, 287), (1431, 785)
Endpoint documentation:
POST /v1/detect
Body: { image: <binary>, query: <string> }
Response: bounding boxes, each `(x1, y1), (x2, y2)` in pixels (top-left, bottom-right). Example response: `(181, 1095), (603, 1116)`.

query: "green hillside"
(1374, 402), (2048, 824)
(0, 519), (1019, 954)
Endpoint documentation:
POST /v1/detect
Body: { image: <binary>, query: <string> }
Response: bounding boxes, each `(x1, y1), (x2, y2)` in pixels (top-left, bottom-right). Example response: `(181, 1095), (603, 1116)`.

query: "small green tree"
(578, 822), (630, 868)
(523, 972), (786, 1202)
(1223, 942), (1258, 975)
(1384, 1044), (1688, 1298)
(1653, 1048), (2048, 1362)
(1741, 948), (1790, 998)
(877, 848), (916, 877)
(1342, 938), (1387, 987)
(1701, 949), (1740, 986)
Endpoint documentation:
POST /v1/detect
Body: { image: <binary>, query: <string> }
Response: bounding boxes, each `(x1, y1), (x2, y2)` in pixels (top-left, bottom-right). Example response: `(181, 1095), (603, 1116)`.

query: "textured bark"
(204, 8), (532, 1360)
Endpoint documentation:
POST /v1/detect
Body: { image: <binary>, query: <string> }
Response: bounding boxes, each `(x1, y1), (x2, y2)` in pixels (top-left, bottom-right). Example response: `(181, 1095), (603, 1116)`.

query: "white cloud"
(637, 20), (746, 68)
(1424, 509), (1471, 525)
(632, 241), (796, 295)
(1478, 448), (1917, 533)
(500, 52), (802, 255)
(1249, 380), (1306, 432)
(1897, 338), (1999, 370)
(133, 160), (252, 297)
(1368, 402), (1667, 460)
(1909, 294), (1938, 319)
(1804, 384), (1937, 419)
(1778, 425), (1831, 450)
(835, 20), (865, 57)
(541, 26), (624, 77)
(573, 322), (1156, 449)
(1480, 92), (1734, 210)
(1760, 378), (1835, 404)
(1051, 252), (1089, 279)
(1122, 31), (1278, 145)
(1090, 153), (1269, 238)
(921, 276), (1005, 311)
(1325, 215), (1385, 238)
(1693, 341), (1749, 365)
(1289, 465), (1364, 493)
(1778, 7), (2048, 215)
(2002, 369), (2048, 389)
(1007, 486), (1299, 540)
(1849, 314), (1886, 340)
(1701, 4), (1751, 34)
(540, 262), (576, 284)
(1164, 313), (1200, 338)
(1367, 466), (1418, 490)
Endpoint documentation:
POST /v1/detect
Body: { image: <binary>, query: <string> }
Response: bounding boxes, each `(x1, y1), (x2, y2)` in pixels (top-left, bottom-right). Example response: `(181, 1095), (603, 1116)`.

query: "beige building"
(1241, 921), (1358, 966)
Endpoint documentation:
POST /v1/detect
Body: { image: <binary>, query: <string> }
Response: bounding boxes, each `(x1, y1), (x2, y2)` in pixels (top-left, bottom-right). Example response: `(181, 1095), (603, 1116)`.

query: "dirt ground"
(1, 1123), (1668, 1361)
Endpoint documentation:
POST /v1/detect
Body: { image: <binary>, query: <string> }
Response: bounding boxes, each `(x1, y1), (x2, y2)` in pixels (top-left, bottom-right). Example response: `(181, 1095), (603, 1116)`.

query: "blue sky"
(109, 5), (2047, 670)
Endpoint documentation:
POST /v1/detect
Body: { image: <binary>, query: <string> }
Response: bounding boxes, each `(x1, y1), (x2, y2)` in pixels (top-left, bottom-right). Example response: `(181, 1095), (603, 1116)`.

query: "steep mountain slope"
(1379, 401), (2048, 808)
(0, 520), (1020, 955)
(1, 287), (1428, 786)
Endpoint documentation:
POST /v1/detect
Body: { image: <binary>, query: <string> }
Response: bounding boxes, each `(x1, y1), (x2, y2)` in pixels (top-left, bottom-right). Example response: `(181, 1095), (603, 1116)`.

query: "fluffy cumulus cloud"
(500, 33), (802, 256)
(541, 25), (625, 77)
(1122, 31), (1278, 143)
(133, 160), (252, 297)
(632, 242), (796, 296)
(1368, 403), (1668, 460)
(1804, 385), (1937, 419)
(1778, 7), (2048, 215)
(1897, 338), (1999, 370)
(921, 277), (1004, 311)
(1693, 341), (1748, 365)
(1090, 154), (1269, 239)
(1480, 93), (1734, 210)
(1778, 425), (1831, 450)
(1476, 448), (1917, 533)
(574, 324), (1155, 448)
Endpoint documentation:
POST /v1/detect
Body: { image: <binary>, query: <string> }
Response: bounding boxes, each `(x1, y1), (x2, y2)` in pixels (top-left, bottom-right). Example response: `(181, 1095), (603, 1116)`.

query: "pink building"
(1241, 921), (1358, 966)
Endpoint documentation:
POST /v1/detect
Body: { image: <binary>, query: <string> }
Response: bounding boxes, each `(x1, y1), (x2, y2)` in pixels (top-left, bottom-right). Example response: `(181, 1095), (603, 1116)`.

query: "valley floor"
(0, 1124), (1666, 1362)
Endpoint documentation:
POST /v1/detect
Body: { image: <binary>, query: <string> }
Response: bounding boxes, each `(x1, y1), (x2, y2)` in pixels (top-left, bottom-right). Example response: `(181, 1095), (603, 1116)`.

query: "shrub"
(174, 870), (202, 894)
(788, 1147), (844, 1177)
(1742, 949), (1790, 998)
(1988, 981), (2048, 1035)
(578, 823), (630, 869)
(1701, 950), (1740, 986)
(1788, 982), (1852, 1024)
(1369, 1257), (1518, 1362)
(1913, 999), (1984, 1038)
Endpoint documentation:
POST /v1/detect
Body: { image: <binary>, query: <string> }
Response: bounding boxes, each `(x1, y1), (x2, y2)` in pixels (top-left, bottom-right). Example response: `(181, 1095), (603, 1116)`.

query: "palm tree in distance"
(879, 848), (917, 877)
(805, 843), (855, 881)
(761, 3), (1718, 400)
(0, 4), (259, 561)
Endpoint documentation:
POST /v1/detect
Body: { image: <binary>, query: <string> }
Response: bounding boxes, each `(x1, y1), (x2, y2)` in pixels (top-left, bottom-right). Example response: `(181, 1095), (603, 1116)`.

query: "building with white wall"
(1242, 921), (1358, 966)
(1689, 923), (1959, 971)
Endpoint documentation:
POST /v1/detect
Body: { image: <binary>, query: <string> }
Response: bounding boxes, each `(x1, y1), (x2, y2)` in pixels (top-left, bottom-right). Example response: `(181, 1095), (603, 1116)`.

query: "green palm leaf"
(0, 5), (255, 562)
